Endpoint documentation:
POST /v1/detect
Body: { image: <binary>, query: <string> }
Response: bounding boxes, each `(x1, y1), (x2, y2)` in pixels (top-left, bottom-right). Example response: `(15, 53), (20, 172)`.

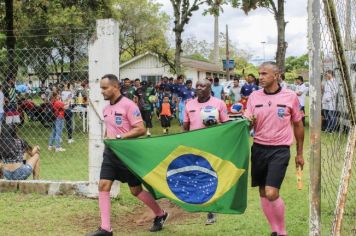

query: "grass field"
(1, 98), (355, 235)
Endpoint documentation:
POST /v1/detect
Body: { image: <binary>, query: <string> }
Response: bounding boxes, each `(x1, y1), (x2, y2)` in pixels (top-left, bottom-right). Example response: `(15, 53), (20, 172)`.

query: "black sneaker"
(149, 211), (169, 232)
(271, 232), (278, 236)
(205, 212), (216, 225)
(86, 227), (113, 236)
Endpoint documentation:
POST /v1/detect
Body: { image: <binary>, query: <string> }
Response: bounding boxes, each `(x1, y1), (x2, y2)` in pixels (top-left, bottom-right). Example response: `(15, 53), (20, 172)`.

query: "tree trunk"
(275, 0), (287, 73)
(174, 26), (183, 75)
(214, 15), (219, 65)
(5, 0), (17, 81)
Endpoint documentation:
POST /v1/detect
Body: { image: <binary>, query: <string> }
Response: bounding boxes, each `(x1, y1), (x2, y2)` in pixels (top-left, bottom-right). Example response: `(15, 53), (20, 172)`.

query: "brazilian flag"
(104, 119), (250, 214)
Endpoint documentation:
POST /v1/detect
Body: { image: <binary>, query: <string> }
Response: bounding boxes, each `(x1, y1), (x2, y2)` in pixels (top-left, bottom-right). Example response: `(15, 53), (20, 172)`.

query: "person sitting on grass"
(0, 124), (40, 180)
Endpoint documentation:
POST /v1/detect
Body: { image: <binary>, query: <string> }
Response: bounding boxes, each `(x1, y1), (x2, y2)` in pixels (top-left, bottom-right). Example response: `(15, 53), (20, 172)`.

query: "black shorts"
(141, 110), (153, 128)
(160, 115), (171, 128)
(251, 143), (290, 189)
(100, 147), (142, 187)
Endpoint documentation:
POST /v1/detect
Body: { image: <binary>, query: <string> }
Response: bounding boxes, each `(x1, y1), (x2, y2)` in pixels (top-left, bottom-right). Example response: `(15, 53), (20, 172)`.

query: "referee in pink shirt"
(183, 78), (229, 225)
(87, 74), (168, 236)
(244, 62), (304, 236)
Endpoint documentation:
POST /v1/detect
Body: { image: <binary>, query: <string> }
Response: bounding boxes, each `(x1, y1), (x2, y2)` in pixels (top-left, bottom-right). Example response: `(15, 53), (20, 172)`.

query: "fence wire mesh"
(319, 0), (356, 235)
(0, 45), (89, 181)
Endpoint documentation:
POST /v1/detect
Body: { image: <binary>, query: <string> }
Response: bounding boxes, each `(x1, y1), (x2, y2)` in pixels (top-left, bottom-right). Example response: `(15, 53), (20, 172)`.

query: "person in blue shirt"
(159, 76), (170, 91)
(240, 74), (259, 99)
(178, 80), (196, 125)
(174, 75), (185, 125)
(180, 80), (195, 101)
(174, 75), (185, 96)
(211, 77), (224, 100)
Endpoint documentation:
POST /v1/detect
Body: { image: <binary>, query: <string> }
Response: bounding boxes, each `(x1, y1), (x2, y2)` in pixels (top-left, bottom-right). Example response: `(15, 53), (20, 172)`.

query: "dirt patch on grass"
(75, 199), (200, 234)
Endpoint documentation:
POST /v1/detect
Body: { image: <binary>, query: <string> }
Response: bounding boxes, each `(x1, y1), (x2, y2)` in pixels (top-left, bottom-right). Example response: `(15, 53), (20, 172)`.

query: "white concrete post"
(87, 19), (120, 197)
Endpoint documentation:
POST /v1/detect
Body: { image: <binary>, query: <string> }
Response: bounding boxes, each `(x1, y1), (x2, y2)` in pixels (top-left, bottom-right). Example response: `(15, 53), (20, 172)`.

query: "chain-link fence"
(310, 0), (356, 235)
(0, 45), (89, 181)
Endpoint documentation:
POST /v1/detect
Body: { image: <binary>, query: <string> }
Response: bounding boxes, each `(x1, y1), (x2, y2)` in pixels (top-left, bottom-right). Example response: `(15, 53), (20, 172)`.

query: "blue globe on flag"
(166, 154), (218, 204)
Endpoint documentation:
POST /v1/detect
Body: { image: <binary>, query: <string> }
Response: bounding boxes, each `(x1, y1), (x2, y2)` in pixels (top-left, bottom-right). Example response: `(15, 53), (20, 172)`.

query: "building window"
(141, 75), (162, 86)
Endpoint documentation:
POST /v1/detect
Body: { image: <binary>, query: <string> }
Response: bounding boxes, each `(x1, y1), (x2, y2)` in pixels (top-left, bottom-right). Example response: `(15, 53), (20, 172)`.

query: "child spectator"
(160, 96), (172, 134)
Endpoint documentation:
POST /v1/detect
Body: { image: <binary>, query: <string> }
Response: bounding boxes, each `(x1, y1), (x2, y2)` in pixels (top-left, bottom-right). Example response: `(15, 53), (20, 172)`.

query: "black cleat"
(205, 212), (217, 225)
(86, 227), (113, 236)
(149, 211), (169, 232)
(271, 232), (278, 236)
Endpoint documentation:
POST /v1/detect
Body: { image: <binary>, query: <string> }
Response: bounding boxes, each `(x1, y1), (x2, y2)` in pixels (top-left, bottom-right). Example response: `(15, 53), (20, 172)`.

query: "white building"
(119, 52), (226, 85)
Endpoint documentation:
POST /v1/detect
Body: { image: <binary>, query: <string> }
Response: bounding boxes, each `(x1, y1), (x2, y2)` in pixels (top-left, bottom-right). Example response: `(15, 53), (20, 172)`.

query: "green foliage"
(110, 0), (170, 62)
(184, 53), (210, 62)
(182, 36), (211, 59)
(0, 0), (171, 80)
(229, 0), (271, 14)
(170, 0), (206, 74)
(204, 0), (228, 16)
(285, 54), (308, 72)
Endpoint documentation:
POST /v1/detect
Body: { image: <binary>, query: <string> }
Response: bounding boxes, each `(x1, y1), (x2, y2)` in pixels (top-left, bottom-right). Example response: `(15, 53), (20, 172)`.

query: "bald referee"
(183, 78), (229, 225)
(87, 74), (168, 236)
(244, 62), (304, 236)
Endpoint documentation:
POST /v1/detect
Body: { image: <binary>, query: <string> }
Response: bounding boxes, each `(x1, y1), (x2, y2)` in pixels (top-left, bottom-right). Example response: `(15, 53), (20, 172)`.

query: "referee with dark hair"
(87, 74), (168, 236)
(244, 62), (304, 236)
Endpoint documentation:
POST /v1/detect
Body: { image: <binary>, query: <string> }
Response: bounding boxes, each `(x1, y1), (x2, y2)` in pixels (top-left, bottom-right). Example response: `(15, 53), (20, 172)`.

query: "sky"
(155, 0), (308, 63)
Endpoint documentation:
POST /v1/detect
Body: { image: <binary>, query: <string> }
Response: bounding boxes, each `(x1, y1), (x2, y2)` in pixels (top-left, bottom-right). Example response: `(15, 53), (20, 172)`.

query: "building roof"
(120, 52), (224, 73)
(181, 57), (222, 72)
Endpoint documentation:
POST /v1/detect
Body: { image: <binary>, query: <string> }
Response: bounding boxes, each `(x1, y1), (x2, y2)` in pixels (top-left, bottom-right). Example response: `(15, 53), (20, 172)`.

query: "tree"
(230, 0), (288, 72)
(204, 0), (228, 65)
(170, 0), (205, 75)
(109, 0), (170, 63)
(285, 54), (308, 72)
(4, 0), (16, 81)
(0, 0), (110, 82)
(182, 36), (211, 59)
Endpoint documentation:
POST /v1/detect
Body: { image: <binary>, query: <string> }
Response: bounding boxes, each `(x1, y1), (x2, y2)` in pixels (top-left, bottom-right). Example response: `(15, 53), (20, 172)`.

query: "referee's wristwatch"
(116, 134), (122, 139)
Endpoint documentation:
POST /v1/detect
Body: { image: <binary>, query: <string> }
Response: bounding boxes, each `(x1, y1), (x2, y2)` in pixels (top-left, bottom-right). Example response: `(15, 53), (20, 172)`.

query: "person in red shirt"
(244, 61), (304, 236)
(48, 91), (68, 152)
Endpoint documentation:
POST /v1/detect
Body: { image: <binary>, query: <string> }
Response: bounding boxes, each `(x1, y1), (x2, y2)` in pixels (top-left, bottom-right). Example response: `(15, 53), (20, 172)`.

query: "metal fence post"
(308, 0), (322, 235)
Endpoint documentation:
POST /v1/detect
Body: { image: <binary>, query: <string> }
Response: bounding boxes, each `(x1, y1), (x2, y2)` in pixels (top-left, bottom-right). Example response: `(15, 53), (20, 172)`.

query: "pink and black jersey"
(184, 96), (229, 131)
(244, 88), (302, 146)
(103, 96), (143, 139)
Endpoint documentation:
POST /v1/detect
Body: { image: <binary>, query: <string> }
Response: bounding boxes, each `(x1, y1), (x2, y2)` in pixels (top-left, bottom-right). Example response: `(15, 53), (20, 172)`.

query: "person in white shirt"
(279, 74), (288, 88)
(61, 83), (75, 143)
(295, 76), (308, 126)
(0, 85), (4, 124)
(322, 70), (339, 132)
(229, 77), (242, 103)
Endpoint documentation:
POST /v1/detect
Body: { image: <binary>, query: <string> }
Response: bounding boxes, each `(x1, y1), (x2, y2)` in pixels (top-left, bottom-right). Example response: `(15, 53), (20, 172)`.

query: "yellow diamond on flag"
(143, 145), (245, 206)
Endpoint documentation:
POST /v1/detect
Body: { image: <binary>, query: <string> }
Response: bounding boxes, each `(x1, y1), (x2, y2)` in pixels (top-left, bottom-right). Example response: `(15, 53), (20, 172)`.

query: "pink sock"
(137, 190), (164, 216)
(261, 197), (278, 232)
(99, 191), (111, 232)
(270, 197), (287, 235)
